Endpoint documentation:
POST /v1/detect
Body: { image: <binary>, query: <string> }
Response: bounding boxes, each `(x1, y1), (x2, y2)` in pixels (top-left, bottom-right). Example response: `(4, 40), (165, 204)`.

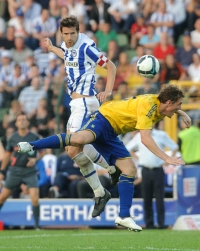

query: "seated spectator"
(8, 9), (27, 38)
(44, 53), (59, 80)
(139, 23), (160, 50)
(89, 0), (111, 32)
(20, 53), (36, 79)
(138, 0), (158, 23)
(0, 26), (15, 50)
(31, 8), (57, 50)
(150, 1), (174, 37)
(10, 36), (33, 64)
(166, 0), (186, 45)
(113, 81), (129, 101)
(37, 149), (57, 198)
(131, 45), (145, 65)
(0, 17), (6, 38)
(160, 54), (186, 84)
(135, 77), (158, 95)
(95, 22), (117, 54)
(107, 40), (120, 64)
(154, 32), (175, 64)
(190, 18), (200, 50)
(48, 0), (61, 23)
(67, 0), (88, 25)
(187, 53), (200, 81)
(18, 76), (47, 118)
(108, 0), (137, 33)
(48, 150), (83, 198)
(175, 31), (197, 70)
(186, 0), (200, 32)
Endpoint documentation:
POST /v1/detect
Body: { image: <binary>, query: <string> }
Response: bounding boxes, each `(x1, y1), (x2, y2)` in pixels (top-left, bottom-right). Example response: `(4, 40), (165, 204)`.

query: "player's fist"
(43, 38), (53, 51)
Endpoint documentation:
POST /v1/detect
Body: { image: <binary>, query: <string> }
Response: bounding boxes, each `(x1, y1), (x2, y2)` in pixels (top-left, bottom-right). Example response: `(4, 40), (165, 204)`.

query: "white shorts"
(67, 96), (100, 132)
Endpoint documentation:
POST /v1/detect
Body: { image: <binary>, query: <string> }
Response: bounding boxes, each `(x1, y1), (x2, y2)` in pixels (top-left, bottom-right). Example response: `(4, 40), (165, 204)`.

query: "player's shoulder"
(79, 33), (96, 47)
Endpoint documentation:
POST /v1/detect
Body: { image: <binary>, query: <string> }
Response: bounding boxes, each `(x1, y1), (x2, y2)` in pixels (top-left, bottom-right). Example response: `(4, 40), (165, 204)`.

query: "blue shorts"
(80, 111), (131, 166)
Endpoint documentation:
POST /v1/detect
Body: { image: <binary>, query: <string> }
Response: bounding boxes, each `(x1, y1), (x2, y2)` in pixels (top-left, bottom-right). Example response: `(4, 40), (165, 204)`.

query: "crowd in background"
(0, 0), (200, 199)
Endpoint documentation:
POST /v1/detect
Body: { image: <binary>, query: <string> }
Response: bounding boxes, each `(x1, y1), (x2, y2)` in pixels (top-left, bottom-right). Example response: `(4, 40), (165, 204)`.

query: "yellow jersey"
(99, 94), (165, 135)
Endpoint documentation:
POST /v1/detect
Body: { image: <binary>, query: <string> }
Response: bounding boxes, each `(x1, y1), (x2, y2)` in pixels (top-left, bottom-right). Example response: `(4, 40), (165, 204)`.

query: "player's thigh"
(4, 168), (22, 190)
(22, 171), (38, 190)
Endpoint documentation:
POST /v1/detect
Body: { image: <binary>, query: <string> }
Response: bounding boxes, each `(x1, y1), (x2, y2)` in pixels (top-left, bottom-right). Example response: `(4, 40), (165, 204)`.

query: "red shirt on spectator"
(154, 45), (175, 61)
(131, 23), (147, 35)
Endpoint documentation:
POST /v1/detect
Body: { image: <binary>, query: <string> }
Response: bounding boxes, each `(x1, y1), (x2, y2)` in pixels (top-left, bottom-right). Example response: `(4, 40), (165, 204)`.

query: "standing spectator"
(126, 120), (178, 229)
(166, 0), (186, 44)
(178, 119), (200, 165)
(108, 0), (137, 33)
(139, 23), (160, 50)
(0, 26), (15, 50)
(18, 76), (47, 117)
(0, 113), (41, 229)
(160, 54), (186, 84)
(10, 36), (33, 64)
(150, 1), (174, 37)
(89, 0), (111, 32)
(175, 31), (197, 70)
(130, 13), (147, 49)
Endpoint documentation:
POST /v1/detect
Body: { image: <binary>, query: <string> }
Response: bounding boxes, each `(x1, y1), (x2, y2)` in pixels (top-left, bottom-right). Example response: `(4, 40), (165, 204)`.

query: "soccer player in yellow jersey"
(18, 85), (191, 231)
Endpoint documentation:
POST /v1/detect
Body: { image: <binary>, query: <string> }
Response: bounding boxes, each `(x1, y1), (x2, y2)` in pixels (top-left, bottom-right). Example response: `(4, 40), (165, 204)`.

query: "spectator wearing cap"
(175, 31), (197, 70)
(150, 1), (174, 37)
(34, 39), (49, 77)
(190, 18), (200, 50)
(31, 8), (57, 50)
(108, 0), (137, 33)
(130, 12), (147, 49)
(8, 9), (27, 38)
(44, 53), (59, 79)
(139, 23), (160, 50)
(0, 26), (15, 50)
(166, 0), (186, 44)
(10, 36), (33, 64)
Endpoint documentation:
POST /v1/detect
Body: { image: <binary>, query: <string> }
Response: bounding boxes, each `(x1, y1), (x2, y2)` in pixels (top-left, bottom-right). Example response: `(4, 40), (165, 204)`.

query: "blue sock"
(30, 133), (70, 150)
(118, 174), (134, 218)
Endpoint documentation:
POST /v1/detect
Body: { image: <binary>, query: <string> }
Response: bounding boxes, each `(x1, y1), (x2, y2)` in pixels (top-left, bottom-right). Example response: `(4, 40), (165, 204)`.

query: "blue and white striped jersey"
(60, 33), (108, 96)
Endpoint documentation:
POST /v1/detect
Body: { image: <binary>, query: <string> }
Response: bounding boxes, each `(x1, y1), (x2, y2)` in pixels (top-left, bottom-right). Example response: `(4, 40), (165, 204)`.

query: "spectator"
(154, 32), (175, 64)
(48, 0), (61, 23)
(138, 0), (158, 23)
(10, 36), (33, 64)
(89, 0), (111, 32)
(18, 76), (47, 117)
(160, 54), (186, 84)
(175, 31), (197, 70)
(0, 26), (15, 50)
(8, 9), (27, 38)
(0, 17), (6, 38)
(139, 23), (160, 50)
(186, 0), (200, 32)
(48, 150), (82, 198)
(126, 120), (178, 229)
(113, 81), (129, 101)
(95, 22), (117, 53)
(44, 52), (59, 80)
(187, 53), (200, 81)
(178, 119), (200, 165)
(31, 8), (57, 50)
(190, 18), (200, 49)
(166, 0), (187, 44)
(20, 53), (36, 79)
(135, 77), (158, 95)
(107, 40), (120, 64)
(67, 0), (88, 25)
(130, 12), (147, 49)
(150, 1), (174, 37)
(108, 0), (137, 33)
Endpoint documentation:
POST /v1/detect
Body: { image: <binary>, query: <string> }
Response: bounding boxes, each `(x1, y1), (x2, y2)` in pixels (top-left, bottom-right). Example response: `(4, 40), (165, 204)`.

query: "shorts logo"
(146, 104), (157, 118)
(91, 124), (95, 128)
(71, 50), (77, 57)
(66, 61), (79, 67)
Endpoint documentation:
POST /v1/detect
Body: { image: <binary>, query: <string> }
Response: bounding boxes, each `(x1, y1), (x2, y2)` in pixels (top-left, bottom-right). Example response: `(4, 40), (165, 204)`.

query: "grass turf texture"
(0, 229), (199, 251)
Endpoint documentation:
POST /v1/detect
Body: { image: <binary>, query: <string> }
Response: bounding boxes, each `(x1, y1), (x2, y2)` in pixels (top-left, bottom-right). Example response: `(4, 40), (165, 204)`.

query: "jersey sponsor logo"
(66, 61), (79, 67)
(146, 104), (157, 118)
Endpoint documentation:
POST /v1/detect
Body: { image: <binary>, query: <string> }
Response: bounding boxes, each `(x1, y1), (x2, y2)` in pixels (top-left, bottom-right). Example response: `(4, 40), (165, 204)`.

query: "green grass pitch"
(0, 229), (199, 251)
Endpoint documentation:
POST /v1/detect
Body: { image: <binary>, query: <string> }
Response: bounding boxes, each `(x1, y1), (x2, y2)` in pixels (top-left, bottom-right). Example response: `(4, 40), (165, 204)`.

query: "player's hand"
(96, 91), (112, 103)
(26, 158), (36, 167)
(165, 156), (185, 166)
(181, 114), (192, 128)
(43, 38), (53, 51)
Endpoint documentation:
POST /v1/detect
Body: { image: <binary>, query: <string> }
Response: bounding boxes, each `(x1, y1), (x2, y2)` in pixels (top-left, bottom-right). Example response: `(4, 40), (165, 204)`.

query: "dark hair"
(60, 16), (79, 32)
(158, 84), (184, 103)
(16, 112), (28, 121)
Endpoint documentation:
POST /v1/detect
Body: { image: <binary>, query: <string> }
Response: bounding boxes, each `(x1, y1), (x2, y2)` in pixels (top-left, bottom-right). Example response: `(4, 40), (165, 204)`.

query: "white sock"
(72, 151), (105, 197)
(83, 145), (116, 174)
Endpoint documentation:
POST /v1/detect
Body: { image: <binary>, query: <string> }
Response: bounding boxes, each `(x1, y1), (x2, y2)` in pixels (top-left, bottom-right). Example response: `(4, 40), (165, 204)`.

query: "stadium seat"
(117, 34), (129, 49)
(125, 49), (137, 62)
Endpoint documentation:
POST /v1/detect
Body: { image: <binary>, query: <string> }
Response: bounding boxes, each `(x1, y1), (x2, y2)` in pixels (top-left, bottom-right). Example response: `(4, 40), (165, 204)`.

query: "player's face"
(163, 98), (183, 118)
(16, 115), (29, 130)
(61, 27), (79, 48)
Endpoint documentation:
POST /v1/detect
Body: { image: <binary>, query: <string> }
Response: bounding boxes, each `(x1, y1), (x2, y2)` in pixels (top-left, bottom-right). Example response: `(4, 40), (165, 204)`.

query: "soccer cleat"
(110, 166), (122, 186)
(115, 216), (142, 232)
(92, 189), (111, 218)
(48, 187), (60, 198)
(17, 142), (33, 153)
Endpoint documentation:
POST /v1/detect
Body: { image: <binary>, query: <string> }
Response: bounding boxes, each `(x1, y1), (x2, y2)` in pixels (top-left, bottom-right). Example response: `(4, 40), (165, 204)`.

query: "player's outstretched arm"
(175, 110), (191, 128)
(140, 129), (185, 166)
(96, 60), (116, 103)
(43, 38), (64, 60)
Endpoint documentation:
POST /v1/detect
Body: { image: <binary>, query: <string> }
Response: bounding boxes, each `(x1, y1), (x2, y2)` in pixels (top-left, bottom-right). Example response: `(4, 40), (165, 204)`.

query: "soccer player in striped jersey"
(44, 16), (117, 215)
(18, 85), (191, 231)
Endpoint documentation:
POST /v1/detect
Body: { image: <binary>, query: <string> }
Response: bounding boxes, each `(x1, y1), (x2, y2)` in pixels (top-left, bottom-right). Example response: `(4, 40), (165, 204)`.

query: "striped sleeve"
(86, 45), (108, 67)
